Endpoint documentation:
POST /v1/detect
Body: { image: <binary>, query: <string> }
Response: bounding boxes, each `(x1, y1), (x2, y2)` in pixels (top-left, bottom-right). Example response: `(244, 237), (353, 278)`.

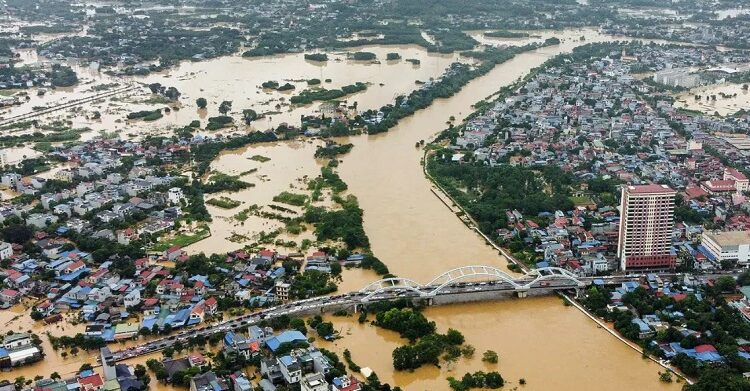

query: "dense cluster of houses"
(449, 46), (750, 275)
(596, 275), (750, 365)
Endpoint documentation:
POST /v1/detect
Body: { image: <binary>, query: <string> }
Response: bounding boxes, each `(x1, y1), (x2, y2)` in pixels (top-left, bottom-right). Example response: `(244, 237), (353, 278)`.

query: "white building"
(0, 241), (13, 260)
(701, 230), (750, 266)
(275, 282), (290, 302)
(300, 373), (328, 391)
(168, 187), (185, 205)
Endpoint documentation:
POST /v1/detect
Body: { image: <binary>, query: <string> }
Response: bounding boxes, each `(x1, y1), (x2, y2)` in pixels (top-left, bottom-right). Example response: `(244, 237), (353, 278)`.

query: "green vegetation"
(273, 191), (308, 207)
(290, 270), (337, 299)
(375, 308), (469, 371)
(196, 97), (208, 109)
(582, 283), (750, 389)
(351, 51), (376, 61)
(205, 196), (242, 209)
(233, 205), (259, 222)
(427, 155), (574, 234)
(375, 308), (436, 342)
(304, 194), (368, 250)
(192, 132), (277, 176)
(290, 82), (367, 105)
(50, 64), (78, 87)
(482, 350), (499, 364)
(304, 53), (328, 62)
(150, 225), (210, 252)
(484, 30), (530, 38)
(307, 78), (321, 86)
(202, 172), (253, 193)
(447, 372), (504, 390)
(386, 52), (401, 60)
(242, 109), (258, 124)
(206, 115), (233, 130)
(314, 143), (353, 159)
(127, 109), (163, 121)
(249, 155), (271, 163)
(261, 80), (280, 89)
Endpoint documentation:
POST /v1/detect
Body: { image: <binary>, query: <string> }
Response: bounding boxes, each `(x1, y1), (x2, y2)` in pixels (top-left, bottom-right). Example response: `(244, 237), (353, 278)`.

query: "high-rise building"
(617, 184), (676, 270)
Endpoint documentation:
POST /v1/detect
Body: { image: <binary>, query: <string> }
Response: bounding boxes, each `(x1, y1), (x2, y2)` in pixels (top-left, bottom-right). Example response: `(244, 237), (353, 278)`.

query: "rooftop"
(625, 184), (675, 194)
(703, 230), (750, 247)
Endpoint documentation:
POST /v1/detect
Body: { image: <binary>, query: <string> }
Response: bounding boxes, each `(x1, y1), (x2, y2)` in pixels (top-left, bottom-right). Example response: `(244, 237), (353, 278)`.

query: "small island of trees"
(304, 53), (328, 62)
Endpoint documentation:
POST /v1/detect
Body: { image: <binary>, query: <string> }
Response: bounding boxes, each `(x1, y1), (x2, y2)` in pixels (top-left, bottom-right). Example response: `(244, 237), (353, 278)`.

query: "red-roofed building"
(204, 297), (218, 315)
(701, 180), (736, 195)
(684, 186), (708, 200)
(724, 167), (749, 192)
(694, 344), (717, 353)
(0, 288), (20, 304)
(64, 260), (85, 274)
(79, 374), (104, 391)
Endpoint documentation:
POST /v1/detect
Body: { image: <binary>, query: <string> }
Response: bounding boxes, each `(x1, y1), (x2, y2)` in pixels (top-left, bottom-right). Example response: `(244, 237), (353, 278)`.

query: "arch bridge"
(359, 265), (585, 301)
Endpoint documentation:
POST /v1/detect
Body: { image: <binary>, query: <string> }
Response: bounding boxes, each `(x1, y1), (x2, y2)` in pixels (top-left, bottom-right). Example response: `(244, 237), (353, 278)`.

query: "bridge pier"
(515, 289), (528, 298)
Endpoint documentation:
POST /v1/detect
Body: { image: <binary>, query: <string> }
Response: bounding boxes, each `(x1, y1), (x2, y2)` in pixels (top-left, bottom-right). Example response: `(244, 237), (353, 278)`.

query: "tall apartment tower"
(617, 184), (677, 270)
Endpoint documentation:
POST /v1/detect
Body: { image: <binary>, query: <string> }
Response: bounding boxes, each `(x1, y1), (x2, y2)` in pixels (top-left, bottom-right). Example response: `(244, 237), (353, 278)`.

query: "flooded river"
(320, 298), (678, 391)
(1, 28), (685, 389)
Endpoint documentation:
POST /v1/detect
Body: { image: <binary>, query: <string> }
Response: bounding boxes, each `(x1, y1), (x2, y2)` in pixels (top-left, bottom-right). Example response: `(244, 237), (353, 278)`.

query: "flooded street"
(675, 82), (750, 116)
(184, 140), (324, 254)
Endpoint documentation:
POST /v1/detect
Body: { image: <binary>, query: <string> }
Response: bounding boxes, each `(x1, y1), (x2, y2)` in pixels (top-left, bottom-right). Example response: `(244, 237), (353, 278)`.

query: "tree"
(242, 109), (258, 124)
(2, 224), (32, 244)
(716, 276), (737, 293)
(218, 100), (232, 115)
(315, 321), (335, 338)
(460, 344), (475, 358)
(134, 364), (147, 378)
(289, 318), (308, 335)
(196, 97), (208, 109)
(685, 367), (750, 391)
(445, 328), (465, 345)
(484, 372), (504, 388)
(482, 350), (499, 364)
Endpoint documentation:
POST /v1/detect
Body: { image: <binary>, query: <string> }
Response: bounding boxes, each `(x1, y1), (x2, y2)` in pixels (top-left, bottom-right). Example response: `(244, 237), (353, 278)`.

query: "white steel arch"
(518, 267), (585, 289)
(358, 266), (585, 301)
(359, 277), (426, 301)
(426, 265), (521, 296)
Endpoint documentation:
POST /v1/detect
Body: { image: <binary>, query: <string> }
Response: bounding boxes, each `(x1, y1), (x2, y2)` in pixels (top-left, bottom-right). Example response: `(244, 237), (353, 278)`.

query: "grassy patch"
(151, 225), (210, 252)
(273, 191), (308, 207)
(234, 204), (260, 222)
(206, 196), (242, 209)
(239, 168), (258, 176)
(569, 196), (594, 205)
(249, 155), (271, 163)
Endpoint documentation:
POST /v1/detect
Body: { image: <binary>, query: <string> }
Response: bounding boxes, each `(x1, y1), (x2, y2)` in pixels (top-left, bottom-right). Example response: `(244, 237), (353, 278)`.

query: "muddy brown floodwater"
(332, 28), (681, 389)
(1, 28), (684, 390)
(320, 298), (678, 391)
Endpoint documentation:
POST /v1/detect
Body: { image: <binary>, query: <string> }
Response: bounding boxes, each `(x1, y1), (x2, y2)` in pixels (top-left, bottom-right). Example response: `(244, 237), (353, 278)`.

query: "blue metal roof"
(266, 330), (307, 352)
